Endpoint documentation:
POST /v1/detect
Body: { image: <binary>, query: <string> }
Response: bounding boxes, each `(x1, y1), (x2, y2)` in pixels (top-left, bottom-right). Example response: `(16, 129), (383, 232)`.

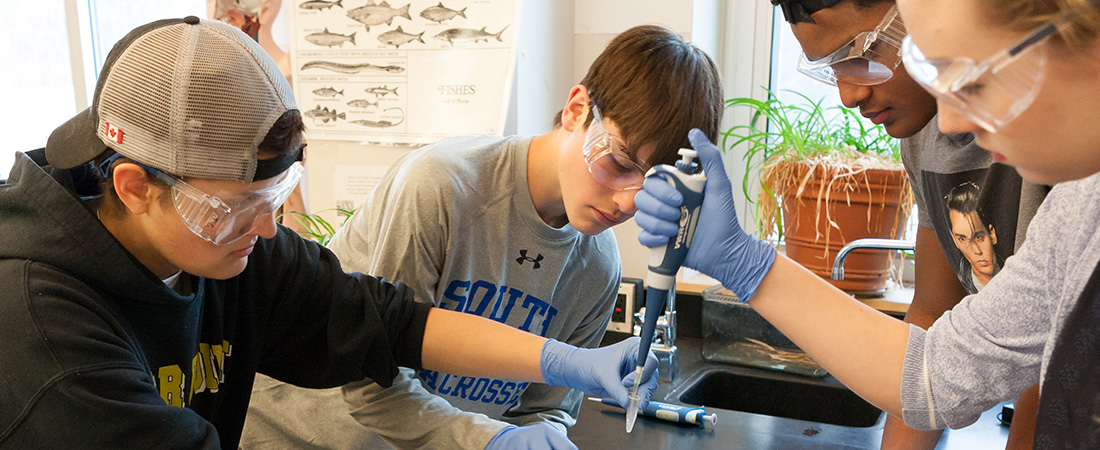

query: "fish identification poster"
(290, 0), (520, 144)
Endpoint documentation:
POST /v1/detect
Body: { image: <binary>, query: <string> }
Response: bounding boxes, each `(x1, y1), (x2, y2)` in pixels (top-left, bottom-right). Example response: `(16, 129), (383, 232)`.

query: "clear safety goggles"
(583, 103), (648, 191)
(797, 5), (907, 86)
(901, 16), (1070, 132)
(135, 161), (304, 245)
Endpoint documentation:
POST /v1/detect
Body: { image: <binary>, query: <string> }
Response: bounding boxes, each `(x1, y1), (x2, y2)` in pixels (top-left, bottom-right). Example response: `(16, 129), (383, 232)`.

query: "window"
(768, 13), (851, 115)
(2, 0), (206, 178)
(1, 2), (75, 176)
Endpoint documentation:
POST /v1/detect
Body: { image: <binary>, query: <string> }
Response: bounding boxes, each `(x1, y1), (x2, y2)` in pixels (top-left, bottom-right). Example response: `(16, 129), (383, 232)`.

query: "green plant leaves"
(724, 88), (903, 240)
(276, 208), (356, 246)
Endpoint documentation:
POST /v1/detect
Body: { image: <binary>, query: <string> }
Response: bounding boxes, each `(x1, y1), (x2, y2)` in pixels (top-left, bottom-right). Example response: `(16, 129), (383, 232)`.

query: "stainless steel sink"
(669, 367), (884, 428)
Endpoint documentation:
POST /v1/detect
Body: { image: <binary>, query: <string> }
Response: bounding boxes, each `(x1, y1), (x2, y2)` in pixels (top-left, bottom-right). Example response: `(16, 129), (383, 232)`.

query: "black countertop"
(570, 336), (1011, 449)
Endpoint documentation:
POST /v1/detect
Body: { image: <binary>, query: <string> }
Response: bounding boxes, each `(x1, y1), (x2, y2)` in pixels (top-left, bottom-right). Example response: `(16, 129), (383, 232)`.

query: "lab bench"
(572, 291), (1011, 449)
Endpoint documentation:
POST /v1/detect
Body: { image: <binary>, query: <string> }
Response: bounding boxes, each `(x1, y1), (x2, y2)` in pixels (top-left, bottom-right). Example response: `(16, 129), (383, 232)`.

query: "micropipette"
(627, 148), (706, 432)
(590, 397), (718, 427)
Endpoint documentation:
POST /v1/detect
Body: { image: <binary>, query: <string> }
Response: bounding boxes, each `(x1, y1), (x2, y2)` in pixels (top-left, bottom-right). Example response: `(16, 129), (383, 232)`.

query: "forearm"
(882, 415), (944, 449)
(421, 308), (547, 382)
(1005, 384), (1039, 450)
(748, 255), (909, 415)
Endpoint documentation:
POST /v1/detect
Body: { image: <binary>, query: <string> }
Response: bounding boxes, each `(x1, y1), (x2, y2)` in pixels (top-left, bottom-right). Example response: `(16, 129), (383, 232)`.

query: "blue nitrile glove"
(634, 128), (778, 302)
(485, 423), (576, 450)
(540, 337), (659, 410)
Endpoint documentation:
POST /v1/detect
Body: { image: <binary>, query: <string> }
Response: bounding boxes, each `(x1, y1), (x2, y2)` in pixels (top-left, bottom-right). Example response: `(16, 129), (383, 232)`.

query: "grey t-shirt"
(900, 171), (1100, 429)
(901, 119), (1048, 293)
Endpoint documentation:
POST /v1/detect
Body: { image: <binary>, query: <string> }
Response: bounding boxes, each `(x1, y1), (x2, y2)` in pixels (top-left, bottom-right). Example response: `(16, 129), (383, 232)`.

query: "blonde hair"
(989, 0), (1100, 51)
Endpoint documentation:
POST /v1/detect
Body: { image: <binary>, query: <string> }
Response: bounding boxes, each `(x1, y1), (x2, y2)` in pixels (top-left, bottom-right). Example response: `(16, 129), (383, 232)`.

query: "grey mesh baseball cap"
(45, 16), (298, 182)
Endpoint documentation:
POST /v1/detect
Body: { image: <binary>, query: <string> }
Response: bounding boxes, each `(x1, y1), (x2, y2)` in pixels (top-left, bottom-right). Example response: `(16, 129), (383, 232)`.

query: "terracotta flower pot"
(774, 161), (910, 293)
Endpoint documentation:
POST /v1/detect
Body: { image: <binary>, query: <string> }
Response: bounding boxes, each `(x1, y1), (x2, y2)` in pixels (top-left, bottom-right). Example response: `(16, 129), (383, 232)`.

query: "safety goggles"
(797, 4), (907, 86)
(901, 17), (1071, 132)
(583, 103), (648, 191)
(102, 155), (304, 245)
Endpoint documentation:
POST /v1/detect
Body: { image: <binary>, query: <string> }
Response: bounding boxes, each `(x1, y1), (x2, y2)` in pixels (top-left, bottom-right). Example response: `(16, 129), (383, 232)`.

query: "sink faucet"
(831, 238), (915, 281)
(633, 286), (678, 383)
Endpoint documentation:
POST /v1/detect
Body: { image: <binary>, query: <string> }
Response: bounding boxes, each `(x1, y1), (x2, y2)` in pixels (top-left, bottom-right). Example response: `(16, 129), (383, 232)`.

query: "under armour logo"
(516, 250), (543, 269)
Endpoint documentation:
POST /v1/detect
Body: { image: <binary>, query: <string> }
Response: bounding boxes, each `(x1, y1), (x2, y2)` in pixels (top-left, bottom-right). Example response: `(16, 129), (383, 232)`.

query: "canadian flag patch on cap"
(104, 122), (124, 144)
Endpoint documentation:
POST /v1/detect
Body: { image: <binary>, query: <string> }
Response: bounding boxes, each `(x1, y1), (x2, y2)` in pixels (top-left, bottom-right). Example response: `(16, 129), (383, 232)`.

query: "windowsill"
(675, 245), (915, 317)
(678, 268), (913, 320)
(853, 282), (913, 317)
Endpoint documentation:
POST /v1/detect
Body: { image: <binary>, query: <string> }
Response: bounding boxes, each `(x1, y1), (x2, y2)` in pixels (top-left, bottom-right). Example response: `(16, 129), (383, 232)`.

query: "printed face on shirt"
(790, 1), (937, 139)
(948, 209), (999, 283)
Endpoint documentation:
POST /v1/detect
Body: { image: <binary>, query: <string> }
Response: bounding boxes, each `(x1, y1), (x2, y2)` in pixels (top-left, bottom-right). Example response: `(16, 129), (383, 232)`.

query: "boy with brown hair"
(242, 24), (723, 449)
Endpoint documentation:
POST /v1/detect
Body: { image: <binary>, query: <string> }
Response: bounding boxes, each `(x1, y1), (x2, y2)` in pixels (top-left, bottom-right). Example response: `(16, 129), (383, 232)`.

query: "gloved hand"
(540, 337), (658, 410)
(634, 128), (777, 302)
(485, 423), (576, 450)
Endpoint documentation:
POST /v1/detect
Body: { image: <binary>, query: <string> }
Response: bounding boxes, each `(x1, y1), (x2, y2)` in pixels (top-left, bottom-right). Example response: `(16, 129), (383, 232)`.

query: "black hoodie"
(0, 150), (430, 449)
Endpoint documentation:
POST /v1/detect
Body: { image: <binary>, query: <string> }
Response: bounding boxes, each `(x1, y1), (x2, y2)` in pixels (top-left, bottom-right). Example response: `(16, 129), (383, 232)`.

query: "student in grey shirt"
(242, 25), (724, 449)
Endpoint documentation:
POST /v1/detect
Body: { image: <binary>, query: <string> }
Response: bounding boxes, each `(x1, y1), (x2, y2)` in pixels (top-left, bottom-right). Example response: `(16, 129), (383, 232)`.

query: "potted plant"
(724, 89), (911, 293)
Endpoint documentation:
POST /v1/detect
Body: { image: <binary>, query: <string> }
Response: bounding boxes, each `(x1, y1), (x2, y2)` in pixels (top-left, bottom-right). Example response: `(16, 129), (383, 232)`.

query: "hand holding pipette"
(540, 336), (658, 413)
(635, 129), (777, 303)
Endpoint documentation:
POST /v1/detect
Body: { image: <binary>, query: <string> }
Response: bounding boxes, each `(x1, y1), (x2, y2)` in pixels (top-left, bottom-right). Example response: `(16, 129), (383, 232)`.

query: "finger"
(546, 427), (577, 450)
(610, 338), (644, 407)
(637, 230), (671, 248)
(688, 128), (731, 184)
(609, 379), (630, 409)
(640, 176), (683, 205)
(634, 210), (679, 237)
(634, 189), (683, 222)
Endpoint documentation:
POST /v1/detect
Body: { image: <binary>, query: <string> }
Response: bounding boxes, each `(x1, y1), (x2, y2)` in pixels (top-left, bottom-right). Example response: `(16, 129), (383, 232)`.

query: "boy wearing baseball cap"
(0, 16), (656, 449)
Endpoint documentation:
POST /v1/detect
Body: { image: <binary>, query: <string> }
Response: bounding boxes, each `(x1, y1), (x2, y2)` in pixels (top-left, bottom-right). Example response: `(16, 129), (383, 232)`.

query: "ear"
(988, 224), (997, 245)
(560, 85), (592, 133)
(112, 163), (160, 215)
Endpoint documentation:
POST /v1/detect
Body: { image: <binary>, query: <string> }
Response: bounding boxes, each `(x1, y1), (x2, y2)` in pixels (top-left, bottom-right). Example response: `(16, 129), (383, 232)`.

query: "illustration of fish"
(347, 99), (379, 109)
(300, 0), (342, 10)
(433, 25), (510, 46)
(301, 60), (406, 74)
(377, 26), (424, 48)
(346, 1), (411, 32)
(364, 85), (399, 97)
(351, 108), (405, 127)
(304, 105), (346, 123)
(305, 28), (356, 48)
(312, 86), (345, 97)
(419, 2), (466, 23)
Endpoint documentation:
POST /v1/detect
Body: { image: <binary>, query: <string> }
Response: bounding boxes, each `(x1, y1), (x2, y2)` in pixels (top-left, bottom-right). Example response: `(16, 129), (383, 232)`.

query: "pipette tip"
(625, 394), (639, 432)
(625, 367), (643, 433)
